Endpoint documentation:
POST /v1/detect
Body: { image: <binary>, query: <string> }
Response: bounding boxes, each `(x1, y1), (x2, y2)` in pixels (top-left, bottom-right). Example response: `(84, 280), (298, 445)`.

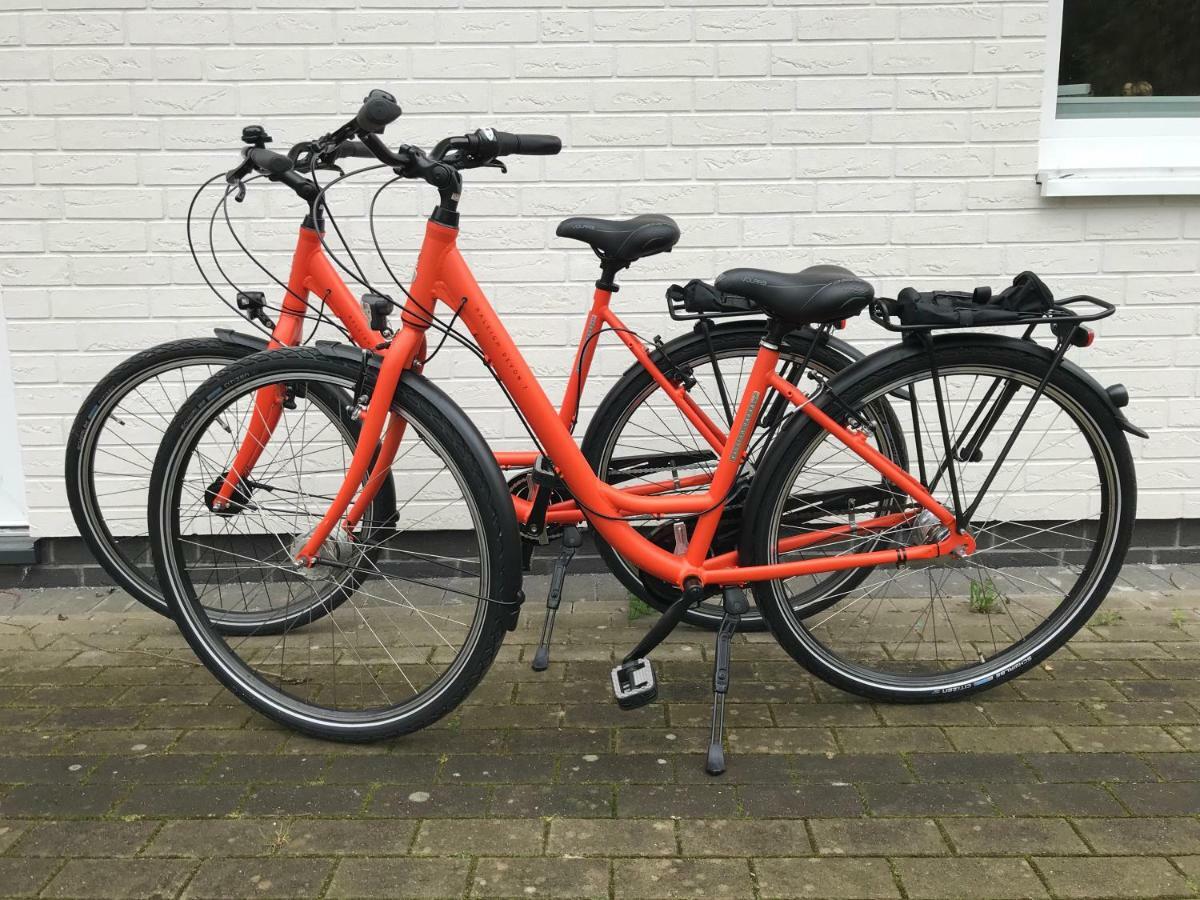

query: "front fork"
(214, 327), (423, 564)
(292, 327), (423, 565)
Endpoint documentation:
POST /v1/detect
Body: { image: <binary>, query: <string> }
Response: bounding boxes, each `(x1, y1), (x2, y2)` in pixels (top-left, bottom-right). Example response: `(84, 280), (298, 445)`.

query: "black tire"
(149, 347), (522, 741)
(743, 337), (1136, 703)
(65, 335), (396, 634)
(66, 337), (258, 616)
(581, 323), (893, 630)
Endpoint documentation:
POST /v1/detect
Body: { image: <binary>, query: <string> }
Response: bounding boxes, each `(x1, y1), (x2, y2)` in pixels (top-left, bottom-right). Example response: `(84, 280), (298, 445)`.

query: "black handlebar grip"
(356, 89), (402, 134)
(493, 131), (562, 156)
(334, 141), (378, 159)
(247, 147), (294, 176)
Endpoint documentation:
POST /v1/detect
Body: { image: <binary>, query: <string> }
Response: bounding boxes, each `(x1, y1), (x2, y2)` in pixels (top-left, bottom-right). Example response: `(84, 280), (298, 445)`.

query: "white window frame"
(1037, 0), (1200, 197)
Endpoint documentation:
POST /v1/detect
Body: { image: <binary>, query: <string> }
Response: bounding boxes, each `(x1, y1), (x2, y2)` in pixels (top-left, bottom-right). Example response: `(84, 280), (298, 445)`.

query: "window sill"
(1038, 133), (1200, 197)
(1037, 168), (1200, 197)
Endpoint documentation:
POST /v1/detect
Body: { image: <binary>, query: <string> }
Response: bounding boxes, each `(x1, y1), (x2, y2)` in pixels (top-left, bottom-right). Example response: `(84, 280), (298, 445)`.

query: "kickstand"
(531, 525), (581, 671)
(706, 586), (749, 776)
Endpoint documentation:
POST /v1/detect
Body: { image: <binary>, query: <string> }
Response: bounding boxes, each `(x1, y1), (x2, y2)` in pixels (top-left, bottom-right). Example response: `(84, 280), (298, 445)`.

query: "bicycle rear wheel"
(743, 336), (1136, 702)
(149, 347), (522, 740)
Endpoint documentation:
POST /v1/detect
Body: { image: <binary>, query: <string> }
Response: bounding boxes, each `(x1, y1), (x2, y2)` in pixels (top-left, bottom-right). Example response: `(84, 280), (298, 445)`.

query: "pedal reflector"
(611, 658), (657, 710)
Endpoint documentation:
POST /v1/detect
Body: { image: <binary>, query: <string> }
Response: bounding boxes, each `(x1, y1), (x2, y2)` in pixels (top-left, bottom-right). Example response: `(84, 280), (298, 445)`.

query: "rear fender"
(830, 332), (1146, 437)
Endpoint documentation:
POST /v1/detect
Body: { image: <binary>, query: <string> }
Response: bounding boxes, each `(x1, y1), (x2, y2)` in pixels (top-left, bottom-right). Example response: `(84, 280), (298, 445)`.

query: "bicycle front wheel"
(66, 337), (258, 616)
(743, 336), (1136, 702)
(149, 347), (522, 741)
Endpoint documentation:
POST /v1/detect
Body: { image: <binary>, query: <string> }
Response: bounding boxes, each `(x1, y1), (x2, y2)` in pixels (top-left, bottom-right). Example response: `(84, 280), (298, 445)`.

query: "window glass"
(1058, 0), (1200, 118)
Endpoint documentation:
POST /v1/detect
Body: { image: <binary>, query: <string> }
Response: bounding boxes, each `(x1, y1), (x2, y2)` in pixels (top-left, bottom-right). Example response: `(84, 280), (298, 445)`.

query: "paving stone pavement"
(1, 565), (1200, 898)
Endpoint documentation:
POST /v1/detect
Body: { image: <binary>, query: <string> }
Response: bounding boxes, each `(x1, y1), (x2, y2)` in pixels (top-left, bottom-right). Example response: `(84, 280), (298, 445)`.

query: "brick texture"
(0, 1), (1196, 537)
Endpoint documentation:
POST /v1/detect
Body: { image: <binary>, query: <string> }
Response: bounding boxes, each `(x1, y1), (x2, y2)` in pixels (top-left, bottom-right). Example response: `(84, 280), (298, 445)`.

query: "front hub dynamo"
(289, 528), (359, 581)
(204, 473), (254, 516)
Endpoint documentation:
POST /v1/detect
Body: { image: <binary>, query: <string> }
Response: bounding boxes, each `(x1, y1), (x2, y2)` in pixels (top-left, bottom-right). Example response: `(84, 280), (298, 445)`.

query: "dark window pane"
(1058, 0), (1200, 118)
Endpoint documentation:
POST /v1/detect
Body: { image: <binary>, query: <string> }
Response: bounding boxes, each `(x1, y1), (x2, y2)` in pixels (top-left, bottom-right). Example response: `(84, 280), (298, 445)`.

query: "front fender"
(213, 328), (270, 353)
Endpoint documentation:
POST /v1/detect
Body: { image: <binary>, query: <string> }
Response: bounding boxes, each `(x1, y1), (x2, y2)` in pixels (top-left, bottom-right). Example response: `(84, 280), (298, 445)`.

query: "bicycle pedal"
(611, 658), (657, 710)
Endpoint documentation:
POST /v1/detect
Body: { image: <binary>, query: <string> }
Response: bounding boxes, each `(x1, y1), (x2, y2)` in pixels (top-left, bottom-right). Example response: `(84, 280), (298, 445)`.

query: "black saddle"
(714, 265), (874, 325)
(556, 214), (681, 262)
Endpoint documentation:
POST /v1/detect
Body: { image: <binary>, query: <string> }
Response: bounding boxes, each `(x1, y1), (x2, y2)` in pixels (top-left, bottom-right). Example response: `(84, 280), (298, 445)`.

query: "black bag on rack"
(895, 271), (1055, 328)
(666, 279), (757, 317)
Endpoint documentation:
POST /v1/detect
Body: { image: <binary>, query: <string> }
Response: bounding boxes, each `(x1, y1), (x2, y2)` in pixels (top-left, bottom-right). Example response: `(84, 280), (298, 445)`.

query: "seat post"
(595, 255), (629, 293)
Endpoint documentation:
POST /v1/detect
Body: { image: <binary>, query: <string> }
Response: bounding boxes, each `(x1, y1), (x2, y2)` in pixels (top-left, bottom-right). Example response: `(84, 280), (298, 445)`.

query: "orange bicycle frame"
(291, 217), (974, 588)
(211, 225), (392, 509)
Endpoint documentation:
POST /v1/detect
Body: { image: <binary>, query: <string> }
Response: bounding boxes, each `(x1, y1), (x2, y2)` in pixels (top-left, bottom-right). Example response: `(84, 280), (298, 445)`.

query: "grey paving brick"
(678, 819), (812, 857)
(945, 726), (1069, 753)
(0, 754), (98, 783)
(413, 819), (544, 857)
(472, 857), (610, 899)
(241, 784), (368, 817)
(1074, 817), (1200, 855)
(559, 753), (674, 784)
(0, 820), (27, 854)
(207, 754), (328, 784)
(9, 820), (157, 857)
(755, 857), (900, 899)
(276, 819), (417, 856)
(810, 818), (950, 856)
(142, 819), (285, 858)
(836, 726), (952, 754)
(1057, 726), (1184, 753)
(863, 783), (993, 817)
(1024, 752), (1156, 783)
(941, 817), (1089, 856)
(676, 754), (793, 785)
(368, 784), (490, 818)
(739, 784), (864, 818)
(727, 727), (839, 754)
(547, 819), (677, 857)
(184, 858), (334, 899)
(614, 858), (754, 899)
(988, 783), (1126, 817)
(1145, 752), (1200, 781)
(492, 784), (613, 818)
(117, 783), (247, 818)
(894, 858), (1047, 899)
(909, 753), (1035, 783)
(89, 753), (219, 784)
(0, 783), (122, 818)
(1113, 782), (1200, 815)
(326, 858), (471, 899)
(1034, 856), (1192, 899)
(617, 784), (739, 818)
(439, 754), (556, 784)
(42, 858), (195, 899)
(0, 858), (60, 897)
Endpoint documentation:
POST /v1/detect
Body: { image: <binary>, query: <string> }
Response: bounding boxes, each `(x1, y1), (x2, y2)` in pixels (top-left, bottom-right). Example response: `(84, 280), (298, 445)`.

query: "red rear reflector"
(835, 319), (847, 330)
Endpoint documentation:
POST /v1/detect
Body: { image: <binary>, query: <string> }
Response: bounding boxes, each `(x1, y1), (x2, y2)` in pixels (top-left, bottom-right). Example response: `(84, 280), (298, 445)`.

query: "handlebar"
(355, 89), (402, 134)
(226, 90), (563, 217)
(493, 131), (562, 157)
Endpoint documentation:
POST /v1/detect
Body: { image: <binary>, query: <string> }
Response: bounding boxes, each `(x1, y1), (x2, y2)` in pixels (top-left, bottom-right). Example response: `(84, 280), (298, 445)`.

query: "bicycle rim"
(755, 357), (1127, 695)
(155, 366), (497, 730)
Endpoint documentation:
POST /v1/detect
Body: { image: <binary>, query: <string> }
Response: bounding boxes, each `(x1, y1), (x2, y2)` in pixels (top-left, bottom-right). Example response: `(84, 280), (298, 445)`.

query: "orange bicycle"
(148, 91), (1140, 774)
(66, 114), (871, 637)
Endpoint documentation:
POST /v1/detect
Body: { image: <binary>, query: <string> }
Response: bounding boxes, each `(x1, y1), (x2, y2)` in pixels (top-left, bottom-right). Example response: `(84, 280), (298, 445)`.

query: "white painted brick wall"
(0, 0), (1198, 536)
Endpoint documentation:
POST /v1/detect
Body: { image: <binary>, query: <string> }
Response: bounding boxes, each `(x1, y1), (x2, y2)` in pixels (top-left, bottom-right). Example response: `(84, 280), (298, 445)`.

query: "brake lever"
(484, 159), (507, 174)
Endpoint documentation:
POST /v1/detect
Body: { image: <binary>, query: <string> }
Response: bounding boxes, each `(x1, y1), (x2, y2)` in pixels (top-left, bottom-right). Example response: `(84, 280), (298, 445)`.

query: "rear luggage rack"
(666, 279), (758, 321)
(870, 271), (1115, 334)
